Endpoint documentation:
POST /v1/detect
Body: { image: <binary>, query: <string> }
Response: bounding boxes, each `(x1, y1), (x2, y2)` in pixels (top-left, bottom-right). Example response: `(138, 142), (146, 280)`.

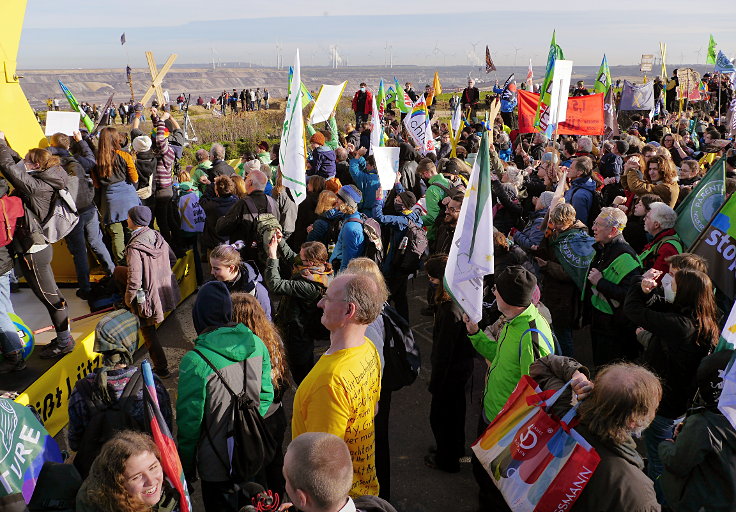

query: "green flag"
(594, 54), (612, 94)
(394, 78), (411, 114)
(376, 79), (386, 118)
(533, 30), (565, 128)
(707, 34), (717, 64)
(287, 67), (313, 109)
(675, 156), (726, 248)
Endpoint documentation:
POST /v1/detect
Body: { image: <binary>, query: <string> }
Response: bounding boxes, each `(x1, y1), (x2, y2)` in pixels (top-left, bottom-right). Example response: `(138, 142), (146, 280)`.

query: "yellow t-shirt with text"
(291, 339), (382, 497)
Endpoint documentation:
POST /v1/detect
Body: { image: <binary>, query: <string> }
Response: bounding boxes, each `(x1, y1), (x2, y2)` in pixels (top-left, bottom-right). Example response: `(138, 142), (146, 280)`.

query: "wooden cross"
(140, 51), (178, 106)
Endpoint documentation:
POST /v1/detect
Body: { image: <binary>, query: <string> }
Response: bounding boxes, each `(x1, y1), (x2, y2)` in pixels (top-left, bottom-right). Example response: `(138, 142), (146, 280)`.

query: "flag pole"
(718, 76), (722, 126)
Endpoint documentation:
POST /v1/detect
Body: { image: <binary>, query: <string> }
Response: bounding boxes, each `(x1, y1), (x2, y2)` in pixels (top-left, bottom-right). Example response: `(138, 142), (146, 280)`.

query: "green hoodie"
(176, 323), (273, 480)
(468, 304), (554, 423)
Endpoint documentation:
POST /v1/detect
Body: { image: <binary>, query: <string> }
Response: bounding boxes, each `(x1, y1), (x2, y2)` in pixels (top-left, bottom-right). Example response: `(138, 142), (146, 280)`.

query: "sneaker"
(39, 339), (75, 359)
(76, 288), (91, 300)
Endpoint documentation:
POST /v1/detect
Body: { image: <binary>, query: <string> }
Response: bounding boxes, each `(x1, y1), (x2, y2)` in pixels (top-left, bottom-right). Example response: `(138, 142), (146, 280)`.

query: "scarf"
(292, 262), (334, 288)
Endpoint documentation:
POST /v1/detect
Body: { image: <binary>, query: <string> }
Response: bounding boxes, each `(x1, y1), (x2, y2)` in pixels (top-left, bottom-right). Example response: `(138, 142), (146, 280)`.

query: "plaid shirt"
(155, 119), (175, 190)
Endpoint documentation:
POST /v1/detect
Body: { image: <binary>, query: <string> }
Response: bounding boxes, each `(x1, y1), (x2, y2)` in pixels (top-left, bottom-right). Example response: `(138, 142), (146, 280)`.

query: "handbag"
(472, 376), (600, 512)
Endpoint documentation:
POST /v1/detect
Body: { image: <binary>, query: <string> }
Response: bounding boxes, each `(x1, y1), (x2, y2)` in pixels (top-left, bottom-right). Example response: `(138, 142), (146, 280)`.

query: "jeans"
(66, 207), (116, 291)
(0, 272), (23, 355)
(644, 414), (677, 500)
(18, 246), (69, 333)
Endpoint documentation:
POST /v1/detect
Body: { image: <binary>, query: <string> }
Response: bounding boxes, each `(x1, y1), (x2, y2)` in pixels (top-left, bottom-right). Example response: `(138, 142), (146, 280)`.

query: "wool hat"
(337, 185), (362, 209)
(192, 280), (233, 334)
(310, 132), (326, 146)
(538, 190), (555, 209)
(397, 191), (417, 209)
(495, 265), (537, 308)
(132, 135), (152, 153)
(244, 160), (261, 173)
(128, 205), (152, 227)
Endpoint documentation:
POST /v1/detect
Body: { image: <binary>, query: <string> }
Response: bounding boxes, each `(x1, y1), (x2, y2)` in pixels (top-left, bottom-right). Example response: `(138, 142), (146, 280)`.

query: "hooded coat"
(124, 227), (180, 324)
(222, 261), (272, 320)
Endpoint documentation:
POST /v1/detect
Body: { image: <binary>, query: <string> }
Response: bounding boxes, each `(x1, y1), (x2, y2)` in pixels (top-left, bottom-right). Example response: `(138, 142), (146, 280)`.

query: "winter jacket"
(513, 208), (547, 251)
(306, 208), (344, 246)
(308, 146), (337, 179)
(265, 241), (331, 343)
(420, 174), (451, 241)
(200, 193), (237, 249)
(624, 284), (711, 419)
(176, 323), (273, 481)
(152, 119), (176, 191)
(208, 159), (236, 179)
(600, 152), (623, 179)
(371, 185), (423, 274)
(134, 149), (158, 195)
(491, 180), (524, 235)
(222, 261), (272, 320)
(191, 161), (213, 196)
(329, 212), (365, 270)
(639, 228), (682, 274)
(306, 117), (340, 151)
(289, 191), (319, 251)
(0, 141), (69, 224)
(349, 157), (380, 216)
(0, 179), (16, 275)
(70, 138), (96, 174)
(469, 303), (554, 422)
(48, 147), (94, 211)
(585, 234), (642, 320)
(492, 84), (517, 113)
(429, 299), (475, 393)
(273, 188), (297, 238)
(564, 176), (597, 225)
(352, 89), (373, 115)
(626, 168), (679, 207)
(124, 227), (180, 324)
(660, 408), (736, 512)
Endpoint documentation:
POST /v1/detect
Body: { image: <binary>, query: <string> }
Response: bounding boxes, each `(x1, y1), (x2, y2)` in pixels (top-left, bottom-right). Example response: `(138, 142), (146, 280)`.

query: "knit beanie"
(398, 191), (417, 209)
(132, 135), (152, 153)
(128, 205), (152, 227)
(337, 185), (362, 209)
(192, 281), (232, 334)
(538, 191), (554, 209)
(495, 265), (537, 307)
(310, 132), (326, 146)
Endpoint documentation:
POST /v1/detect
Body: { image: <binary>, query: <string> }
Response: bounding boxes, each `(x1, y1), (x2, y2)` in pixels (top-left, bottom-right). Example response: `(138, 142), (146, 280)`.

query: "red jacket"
(352, 89), (373, 115)
(640, 228), (682, 276)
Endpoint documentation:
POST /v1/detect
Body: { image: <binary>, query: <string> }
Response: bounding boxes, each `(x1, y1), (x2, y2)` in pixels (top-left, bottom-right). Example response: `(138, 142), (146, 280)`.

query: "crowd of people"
(2, 70), (736, 512)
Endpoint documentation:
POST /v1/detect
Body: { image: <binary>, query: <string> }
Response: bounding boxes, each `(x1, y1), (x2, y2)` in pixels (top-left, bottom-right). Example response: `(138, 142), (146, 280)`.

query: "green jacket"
(420, 174), (451, 241)
(469, 304), (554, 422)
(191, 161), (212, 196)
(176, 324), (273, 480)
(306, 116), (340, 150)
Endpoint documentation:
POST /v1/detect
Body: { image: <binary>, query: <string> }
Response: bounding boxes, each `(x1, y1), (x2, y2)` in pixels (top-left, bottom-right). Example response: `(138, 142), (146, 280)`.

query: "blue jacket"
(493, 85), (517, 113)
(564, 177), (596, 225)
(306, 208), (345, 245)
(308, 145), (336, 179)
(513, 208), (548, 250)
(599, 153), (623, 179)
(371, 183), (423, 274)
(329, 212), (365, 270)
(349, 157), (381, 216)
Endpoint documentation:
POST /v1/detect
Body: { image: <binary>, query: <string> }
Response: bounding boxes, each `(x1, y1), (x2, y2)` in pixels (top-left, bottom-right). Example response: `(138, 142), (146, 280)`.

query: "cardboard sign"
(43, 111), (80, 136)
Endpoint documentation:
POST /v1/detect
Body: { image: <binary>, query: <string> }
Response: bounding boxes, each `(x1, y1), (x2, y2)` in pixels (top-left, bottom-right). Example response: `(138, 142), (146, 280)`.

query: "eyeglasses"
(446, 206), (461, 213)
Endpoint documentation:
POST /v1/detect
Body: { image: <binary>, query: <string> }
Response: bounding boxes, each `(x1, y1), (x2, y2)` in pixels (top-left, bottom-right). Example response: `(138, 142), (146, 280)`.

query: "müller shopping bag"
(472, 375), (600, 512)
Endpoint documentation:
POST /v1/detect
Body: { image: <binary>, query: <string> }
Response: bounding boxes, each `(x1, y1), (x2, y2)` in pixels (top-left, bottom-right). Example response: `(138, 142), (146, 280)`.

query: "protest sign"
(518, 90), (604, 135)
(640, 54), (654, 73)
(548, 60), (573, 124)
(676, 68), (701, 101)
(692, 193), (736, 300)
(44, 111), (80, 136)
(308, 81), (347, 125)
(619, 81), (654, 111)
(372, 146), (400, 190)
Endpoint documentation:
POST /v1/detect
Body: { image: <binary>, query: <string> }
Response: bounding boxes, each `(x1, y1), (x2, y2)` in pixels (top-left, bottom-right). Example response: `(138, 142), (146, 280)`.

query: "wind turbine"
(694, 47), (703, 64)
(275, 42), (283, 69)
(470, 41), (480, 66)
(513, 47), (522, 69)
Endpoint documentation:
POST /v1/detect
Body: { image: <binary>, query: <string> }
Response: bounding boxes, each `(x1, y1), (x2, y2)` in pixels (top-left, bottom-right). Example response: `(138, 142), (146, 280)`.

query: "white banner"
(279, 49), (307, 205)
(308, 81), (347, 125)
(372, 147), (400, 190)
(44, 111), (80, 136)
(549, 59), (573, 124)
(369, 94), (382, 154)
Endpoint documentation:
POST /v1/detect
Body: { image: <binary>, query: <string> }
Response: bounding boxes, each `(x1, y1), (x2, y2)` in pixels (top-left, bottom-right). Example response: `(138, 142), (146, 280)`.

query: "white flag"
(718, 349), (736, 430)
(451, 96), (462, 133)
(444, 132), (495, 323)
(403, 96), (428, 153)
(279, 49), (307, 205)
(369, 94), (381, 154)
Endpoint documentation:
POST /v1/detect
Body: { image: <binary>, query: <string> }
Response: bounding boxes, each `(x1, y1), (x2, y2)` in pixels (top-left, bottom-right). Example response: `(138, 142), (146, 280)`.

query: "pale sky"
(17, 0), (736, 69)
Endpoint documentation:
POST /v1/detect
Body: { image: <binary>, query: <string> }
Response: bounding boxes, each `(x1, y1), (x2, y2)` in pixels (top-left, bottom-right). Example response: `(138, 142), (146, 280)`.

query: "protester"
(626, 154), (680, 207)
(329, 185), (365, 271)
(640, 202), (682, 274)
(208, 243), (271, 319)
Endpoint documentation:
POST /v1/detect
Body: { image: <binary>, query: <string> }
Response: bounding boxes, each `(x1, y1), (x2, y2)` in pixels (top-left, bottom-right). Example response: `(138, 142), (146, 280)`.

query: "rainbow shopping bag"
(472, 375), (600, 512)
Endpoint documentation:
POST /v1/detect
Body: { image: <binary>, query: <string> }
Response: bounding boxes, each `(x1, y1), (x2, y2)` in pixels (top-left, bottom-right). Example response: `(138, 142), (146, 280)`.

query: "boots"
(0, 351), (27, 374)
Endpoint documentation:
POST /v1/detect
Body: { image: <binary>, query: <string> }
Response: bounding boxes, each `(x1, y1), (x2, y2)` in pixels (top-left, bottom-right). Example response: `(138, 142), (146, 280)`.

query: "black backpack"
(73, 370), (145, 479)
(393, 220), (428, 274)
(381, 304), (421, 391)
(193, 349), (277, 485)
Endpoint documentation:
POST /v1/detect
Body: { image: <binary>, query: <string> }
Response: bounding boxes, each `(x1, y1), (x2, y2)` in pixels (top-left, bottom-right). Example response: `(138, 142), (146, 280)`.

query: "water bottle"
(136, 288), (145, 304)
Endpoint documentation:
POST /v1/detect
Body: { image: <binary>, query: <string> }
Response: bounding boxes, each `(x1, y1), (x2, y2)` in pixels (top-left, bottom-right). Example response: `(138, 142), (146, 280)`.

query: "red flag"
(517, 90), (604, 136)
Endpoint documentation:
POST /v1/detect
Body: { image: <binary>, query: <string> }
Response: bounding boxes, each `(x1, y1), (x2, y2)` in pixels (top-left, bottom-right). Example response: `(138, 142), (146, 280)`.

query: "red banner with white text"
(518, 90), (604, 135)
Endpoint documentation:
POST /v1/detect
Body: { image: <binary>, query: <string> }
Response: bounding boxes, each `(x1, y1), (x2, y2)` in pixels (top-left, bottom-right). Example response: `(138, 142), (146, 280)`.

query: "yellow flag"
(427, 71), (442, 105)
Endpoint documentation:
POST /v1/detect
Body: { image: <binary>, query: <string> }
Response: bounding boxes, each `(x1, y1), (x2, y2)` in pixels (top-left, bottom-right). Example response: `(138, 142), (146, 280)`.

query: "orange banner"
(518, 90), (604, 135)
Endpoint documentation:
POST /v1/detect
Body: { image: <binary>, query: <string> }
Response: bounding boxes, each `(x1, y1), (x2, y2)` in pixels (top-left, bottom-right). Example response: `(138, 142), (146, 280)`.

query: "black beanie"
(398, 191), (417, 209)
(696, 350), (734, 406)
(495, 265), (537, 307)
(193, 281), (232, 334)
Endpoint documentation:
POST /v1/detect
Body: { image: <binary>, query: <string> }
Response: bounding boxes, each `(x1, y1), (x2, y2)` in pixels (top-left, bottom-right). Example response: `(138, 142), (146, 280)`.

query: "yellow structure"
(141, 51), (178, 106)
(0, 0), (47, 155)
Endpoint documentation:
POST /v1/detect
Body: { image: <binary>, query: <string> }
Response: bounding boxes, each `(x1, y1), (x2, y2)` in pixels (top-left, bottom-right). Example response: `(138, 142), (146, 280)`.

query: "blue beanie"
(193, 281), (232, 334)
(337, 185), (362, 209)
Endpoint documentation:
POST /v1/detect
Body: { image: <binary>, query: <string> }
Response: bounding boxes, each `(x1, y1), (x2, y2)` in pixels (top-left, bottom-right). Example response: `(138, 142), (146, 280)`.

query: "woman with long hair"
(231, 292), (289, 495)
(265, 232), (333, 384)
(76, 431), (177, 512)
(423, 254), (475, 473)
(209, 244), (271, 319)
(305, 190), (343, 251)
(624, 268), (720, 490)
(93, 126), (140, 263)
(0, 139), (75, 358)
(625, 154), (679, 207)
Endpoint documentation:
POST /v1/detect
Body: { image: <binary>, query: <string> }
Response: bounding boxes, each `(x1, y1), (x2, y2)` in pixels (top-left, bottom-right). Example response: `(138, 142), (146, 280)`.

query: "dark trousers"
(375, 387), (393, 501)
(154, 189), (178, 251)
(258, 405), (287, 496)
(201, 480), (248, 512)
(18, 245), (69, 333)
(387, 273), (409, 322)
(283, 326), (315, 385)
(429, 379), (468, 470)
(472, 413), (511, 512)
(66, 206), (116, 291)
